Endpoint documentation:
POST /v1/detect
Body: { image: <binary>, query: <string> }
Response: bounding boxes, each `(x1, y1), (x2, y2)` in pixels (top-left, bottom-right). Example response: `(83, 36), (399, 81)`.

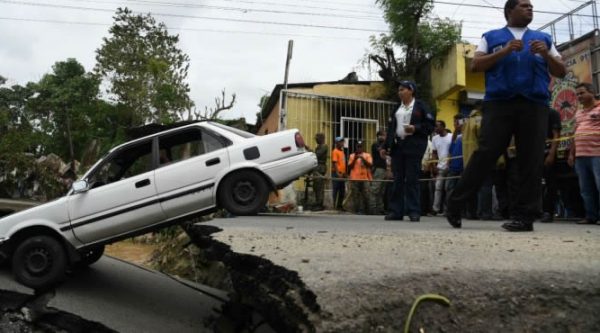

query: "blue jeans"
(389, 152), (421, 218)
(574, 156), (600, 222)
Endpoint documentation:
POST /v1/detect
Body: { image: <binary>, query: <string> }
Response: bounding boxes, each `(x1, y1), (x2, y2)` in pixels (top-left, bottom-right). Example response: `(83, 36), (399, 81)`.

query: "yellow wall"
(432, 43), (484, 133)
(435, 91), (460, 132)
(311, 82), (387, 100)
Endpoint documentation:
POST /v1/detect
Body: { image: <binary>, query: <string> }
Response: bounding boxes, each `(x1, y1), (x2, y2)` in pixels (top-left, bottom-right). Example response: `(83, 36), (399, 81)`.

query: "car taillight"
(295, 132), (305, 148)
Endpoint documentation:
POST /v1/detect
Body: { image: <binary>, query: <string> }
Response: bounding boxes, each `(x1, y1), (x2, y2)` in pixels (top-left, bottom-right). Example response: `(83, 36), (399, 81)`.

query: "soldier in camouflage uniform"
(311, 133), (328, 211)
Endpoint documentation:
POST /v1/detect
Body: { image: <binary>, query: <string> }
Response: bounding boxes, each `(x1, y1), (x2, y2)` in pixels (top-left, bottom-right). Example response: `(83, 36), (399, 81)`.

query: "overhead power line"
(77, 0), (383, 20)
(433, 0), (597, 17)
(0, 0), (387, 32)
(0, 16), (367, 40)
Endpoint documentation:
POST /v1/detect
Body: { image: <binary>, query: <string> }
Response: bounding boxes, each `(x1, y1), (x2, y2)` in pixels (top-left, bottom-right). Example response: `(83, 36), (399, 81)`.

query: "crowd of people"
(304, 0), (599, 232)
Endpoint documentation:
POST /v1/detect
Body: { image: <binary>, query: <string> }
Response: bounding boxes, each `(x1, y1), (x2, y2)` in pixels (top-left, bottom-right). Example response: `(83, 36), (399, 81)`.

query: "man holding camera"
(348, 141), (373, 214)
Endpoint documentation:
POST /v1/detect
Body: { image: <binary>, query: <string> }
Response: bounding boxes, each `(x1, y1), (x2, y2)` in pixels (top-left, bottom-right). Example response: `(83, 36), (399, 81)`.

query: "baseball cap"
(397, 80), (417, 93)
(335, 136), (344, 142)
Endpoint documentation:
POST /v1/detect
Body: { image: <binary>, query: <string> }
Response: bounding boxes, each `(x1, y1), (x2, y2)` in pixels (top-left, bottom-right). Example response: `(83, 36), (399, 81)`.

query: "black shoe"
(409, 216), (420, 222)
(540, 212), (553, 223)
(576, 218), (596, 225)
(385, 214), (403, 221)
(446, 213), (462, 228)
(502, 220), (533, 232)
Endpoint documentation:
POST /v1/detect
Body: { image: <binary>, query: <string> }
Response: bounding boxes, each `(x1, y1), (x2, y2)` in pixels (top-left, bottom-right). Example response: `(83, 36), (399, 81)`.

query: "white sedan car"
(0, 121), (317, 289)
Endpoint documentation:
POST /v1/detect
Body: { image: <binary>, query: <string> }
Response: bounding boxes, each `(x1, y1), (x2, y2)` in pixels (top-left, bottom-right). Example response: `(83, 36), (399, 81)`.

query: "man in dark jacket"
(381, 80), (435, 222)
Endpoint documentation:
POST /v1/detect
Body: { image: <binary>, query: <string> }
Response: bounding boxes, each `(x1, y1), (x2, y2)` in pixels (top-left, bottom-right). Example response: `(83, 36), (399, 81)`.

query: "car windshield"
(208, 122), (255, 138)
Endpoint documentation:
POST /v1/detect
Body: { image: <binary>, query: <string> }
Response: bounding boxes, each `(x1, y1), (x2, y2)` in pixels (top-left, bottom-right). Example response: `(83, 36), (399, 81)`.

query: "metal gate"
(279, 90), (397, 161)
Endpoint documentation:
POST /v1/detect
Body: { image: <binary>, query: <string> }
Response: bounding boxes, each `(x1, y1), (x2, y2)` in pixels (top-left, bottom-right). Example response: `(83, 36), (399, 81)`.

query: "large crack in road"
(183, 224), (322, 332)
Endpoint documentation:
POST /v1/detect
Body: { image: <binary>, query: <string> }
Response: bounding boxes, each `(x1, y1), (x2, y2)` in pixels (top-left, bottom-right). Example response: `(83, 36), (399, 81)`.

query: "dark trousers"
(542, 161), (558, 215)
(332, 175), (346, 209)
(389, 151), (422, 218)
(420, 170), (432, 215)
(447, 97), (548, 221)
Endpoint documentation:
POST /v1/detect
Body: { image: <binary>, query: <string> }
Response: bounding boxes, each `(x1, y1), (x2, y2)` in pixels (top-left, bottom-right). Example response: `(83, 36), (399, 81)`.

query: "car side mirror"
(72, 180), (89, 194)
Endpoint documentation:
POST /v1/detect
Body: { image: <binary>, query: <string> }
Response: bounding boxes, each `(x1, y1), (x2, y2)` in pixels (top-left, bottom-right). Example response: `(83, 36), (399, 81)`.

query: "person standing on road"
(331, 137), (347, 211)
(446, 0), (566, 231)
(431, 120), (452, 215)
(540, 108), (561, 222)
(445, 114), (465, 205)
(381, 80), (435, 222)
(348, 141), (373, 214)
(370, 130), (388, 215)
(568, 83), (600, 225)
(311, 133), (328, 211)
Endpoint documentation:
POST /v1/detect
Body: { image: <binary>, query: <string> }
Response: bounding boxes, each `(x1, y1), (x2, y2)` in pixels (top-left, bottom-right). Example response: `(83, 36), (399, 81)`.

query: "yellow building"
(431, 43), (485, 131)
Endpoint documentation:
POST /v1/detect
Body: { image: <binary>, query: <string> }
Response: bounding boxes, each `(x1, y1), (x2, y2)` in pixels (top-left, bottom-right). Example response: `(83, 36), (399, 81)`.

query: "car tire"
(75, 245), (105, 268)
(219, 170), (269, 216)
(12, 235), (67, 289)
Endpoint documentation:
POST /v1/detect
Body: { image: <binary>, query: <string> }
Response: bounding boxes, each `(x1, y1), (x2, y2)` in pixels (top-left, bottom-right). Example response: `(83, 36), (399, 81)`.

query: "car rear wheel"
(12, 235), (67, 289)
(76, 245), (105, 268)
(219, 170), (269, 215)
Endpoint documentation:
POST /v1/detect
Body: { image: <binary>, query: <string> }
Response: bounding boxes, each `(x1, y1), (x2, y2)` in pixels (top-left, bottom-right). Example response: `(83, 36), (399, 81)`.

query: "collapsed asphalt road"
(200, 214), (600, 332)
(0, 256), (225, 332)
(0, 288), (116, 333)
(2, 214), (599, 332)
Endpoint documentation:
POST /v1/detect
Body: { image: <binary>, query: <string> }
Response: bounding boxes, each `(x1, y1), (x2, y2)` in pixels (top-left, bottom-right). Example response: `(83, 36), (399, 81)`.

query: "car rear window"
(209, 122), (255, 138)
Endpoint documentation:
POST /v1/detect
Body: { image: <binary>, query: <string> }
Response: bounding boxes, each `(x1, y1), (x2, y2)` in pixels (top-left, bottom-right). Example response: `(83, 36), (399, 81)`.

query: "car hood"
(0, 197), (70, 230)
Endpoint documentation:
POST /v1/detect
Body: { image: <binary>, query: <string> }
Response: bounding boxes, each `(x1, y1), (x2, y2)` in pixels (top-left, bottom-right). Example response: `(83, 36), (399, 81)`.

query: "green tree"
(28, 59), (102, 163)
(369, 0), (462, 101)
(95, 8), (193, 125)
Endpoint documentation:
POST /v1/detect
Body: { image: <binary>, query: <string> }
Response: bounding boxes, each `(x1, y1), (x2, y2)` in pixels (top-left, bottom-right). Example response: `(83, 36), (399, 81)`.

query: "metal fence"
(280, 90), (398, 158)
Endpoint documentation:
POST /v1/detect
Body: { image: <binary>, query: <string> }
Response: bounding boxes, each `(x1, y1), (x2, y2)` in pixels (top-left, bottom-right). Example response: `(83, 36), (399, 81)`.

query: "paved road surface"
(0, 256), (226, 333)
(207, 213), (600, 288)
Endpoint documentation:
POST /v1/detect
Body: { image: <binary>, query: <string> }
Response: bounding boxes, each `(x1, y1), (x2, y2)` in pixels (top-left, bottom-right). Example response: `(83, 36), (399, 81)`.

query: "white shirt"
(432, 133), (452, 170)
(395, 98), (414, 139)
(476, 27), (560, 58)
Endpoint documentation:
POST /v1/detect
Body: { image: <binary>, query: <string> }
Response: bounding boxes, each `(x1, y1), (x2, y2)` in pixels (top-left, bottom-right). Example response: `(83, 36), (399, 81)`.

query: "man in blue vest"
(446, 0), (566, 231)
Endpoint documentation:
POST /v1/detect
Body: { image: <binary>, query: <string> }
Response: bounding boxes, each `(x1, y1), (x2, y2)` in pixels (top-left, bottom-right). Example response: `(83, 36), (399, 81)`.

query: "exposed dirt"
(183, 224), (321, 333)
(105, 240), (156, 267)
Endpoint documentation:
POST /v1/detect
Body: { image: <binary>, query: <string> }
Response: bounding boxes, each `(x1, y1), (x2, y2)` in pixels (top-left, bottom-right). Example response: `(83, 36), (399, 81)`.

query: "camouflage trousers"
(369, 168), (387, 215)
(312, 165), (326, 207)
(350, 180), (370, 214)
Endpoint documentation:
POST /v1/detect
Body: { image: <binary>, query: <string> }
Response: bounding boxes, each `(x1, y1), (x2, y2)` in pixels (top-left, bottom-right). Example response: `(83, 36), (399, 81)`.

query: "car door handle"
(135, 179), (151, 188)
(206, 158), (220, 166)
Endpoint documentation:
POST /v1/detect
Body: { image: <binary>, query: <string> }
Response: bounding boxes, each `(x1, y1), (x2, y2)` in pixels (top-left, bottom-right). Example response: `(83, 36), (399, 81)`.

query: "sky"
(0, 0), (597, 124)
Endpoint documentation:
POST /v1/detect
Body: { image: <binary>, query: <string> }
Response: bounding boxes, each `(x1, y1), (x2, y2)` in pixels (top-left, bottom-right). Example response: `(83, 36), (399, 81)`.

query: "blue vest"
(483, 27), (552, 105)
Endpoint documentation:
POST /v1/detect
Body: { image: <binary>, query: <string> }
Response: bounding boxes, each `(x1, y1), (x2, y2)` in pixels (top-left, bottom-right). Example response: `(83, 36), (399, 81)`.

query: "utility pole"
(279, 40), (293, 131)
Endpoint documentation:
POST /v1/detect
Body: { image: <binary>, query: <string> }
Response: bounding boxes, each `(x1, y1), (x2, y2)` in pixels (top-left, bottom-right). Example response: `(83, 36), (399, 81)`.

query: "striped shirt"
(574, 102), (600, 157)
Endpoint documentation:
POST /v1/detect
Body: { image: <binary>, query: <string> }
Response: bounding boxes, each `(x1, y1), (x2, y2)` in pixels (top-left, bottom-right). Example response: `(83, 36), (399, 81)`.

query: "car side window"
(158, 128), (226, 165)
(88, 140), (153, 188)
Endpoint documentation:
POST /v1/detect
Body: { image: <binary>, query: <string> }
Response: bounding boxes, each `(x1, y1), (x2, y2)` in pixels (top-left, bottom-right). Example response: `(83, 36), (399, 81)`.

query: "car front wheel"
(12, 235), (67, 289)
(219, 170), (269, 215)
